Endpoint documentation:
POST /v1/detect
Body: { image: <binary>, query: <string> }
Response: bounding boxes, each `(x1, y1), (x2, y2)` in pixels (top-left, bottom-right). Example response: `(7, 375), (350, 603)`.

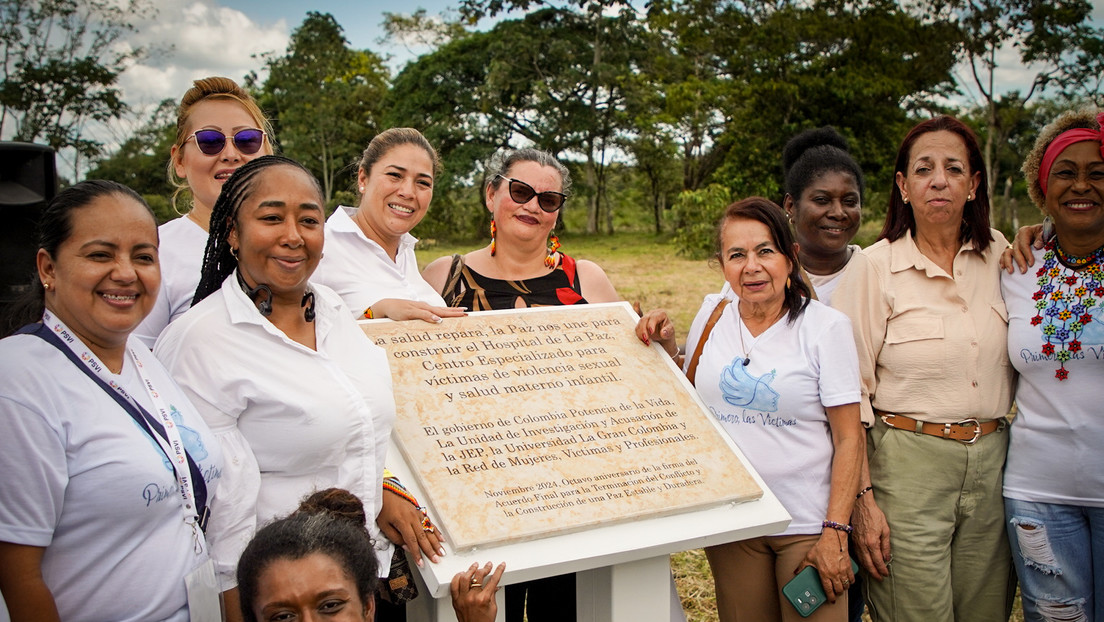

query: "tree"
(0, 0), (150, 175)
(924, 0), (1104, 188)
(86, 98), (176, 219)
(258, 12), (390, 203)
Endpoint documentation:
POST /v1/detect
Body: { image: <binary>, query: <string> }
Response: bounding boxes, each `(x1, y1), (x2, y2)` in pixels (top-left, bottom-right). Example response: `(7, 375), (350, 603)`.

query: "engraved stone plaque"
(361, 302), (761, 550)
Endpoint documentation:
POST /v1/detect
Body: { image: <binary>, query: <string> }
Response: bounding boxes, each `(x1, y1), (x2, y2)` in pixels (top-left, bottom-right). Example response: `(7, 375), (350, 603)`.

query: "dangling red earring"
(545, 231), (561, 269)
(490, 219), (497, 256)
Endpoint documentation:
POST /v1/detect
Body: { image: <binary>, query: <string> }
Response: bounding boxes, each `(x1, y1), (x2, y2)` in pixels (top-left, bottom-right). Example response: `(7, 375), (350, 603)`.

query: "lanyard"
(21, 312), (209, 533)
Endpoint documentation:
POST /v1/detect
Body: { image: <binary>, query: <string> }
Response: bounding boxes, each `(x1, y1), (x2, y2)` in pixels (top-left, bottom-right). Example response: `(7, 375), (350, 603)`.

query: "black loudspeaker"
(0, 142), (57, 304)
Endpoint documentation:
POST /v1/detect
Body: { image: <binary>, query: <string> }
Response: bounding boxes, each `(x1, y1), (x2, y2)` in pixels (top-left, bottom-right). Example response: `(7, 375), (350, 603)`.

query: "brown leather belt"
(876, 411), (1003, 445)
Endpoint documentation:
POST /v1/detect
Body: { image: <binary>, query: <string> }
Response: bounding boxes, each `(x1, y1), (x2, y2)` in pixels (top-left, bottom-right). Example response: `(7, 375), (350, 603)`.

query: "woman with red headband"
(1001, 109), (1104, 622)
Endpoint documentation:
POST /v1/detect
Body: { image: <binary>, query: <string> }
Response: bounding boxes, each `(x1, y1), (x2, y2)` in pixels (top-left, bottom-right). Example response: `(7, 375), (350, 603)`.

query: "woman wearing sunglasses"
(134, 76), (274, 347)
(422, 148), (619, 622)
(423, 148), (618, 310)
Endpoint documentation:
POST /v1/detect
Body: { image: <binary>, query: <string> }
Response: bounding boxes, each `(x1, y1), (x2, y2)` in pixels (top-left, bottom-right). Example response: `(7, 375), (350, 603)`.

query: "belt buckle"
(955, 418), (981, 445)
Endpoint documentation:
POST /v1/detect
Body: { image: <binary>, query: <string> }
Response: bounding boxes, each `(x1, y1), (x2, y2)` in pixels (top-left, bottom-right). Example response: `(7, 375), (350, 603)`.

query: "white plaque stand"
(391, 439), (790, 622)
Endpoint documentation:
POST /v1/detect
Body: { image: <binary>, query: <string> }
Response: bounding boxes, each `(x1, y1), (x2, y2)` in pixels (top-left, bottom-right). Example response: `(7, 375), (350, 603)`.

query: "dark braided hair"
(714, 197), (812, 324)
(191, 155), (322, 306)
(782, 126), (866, 201)
(237, 488), (379, 622)
(1, 180), (153, 338)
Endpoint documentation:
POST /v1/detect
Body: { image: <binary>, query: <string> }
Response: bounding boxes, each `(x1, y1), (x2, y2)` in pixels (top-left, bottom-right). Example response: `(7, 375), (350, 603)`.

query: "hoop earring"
(490, 219), (497, 256)
(230, 247), (239, 258)
(545, 231), (561, 269)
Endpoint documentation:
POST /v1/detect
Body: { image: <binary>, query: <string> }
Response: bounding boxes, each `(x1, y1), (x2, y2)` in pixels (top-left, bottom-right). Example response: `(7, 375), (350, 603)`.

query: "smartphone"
(782, 559), (859, 618)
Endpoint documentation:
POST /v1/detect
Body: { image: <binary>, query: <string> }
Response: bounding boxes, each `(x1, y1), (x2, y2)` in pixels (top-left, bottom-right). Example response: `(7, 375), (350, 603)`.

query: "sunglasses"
(495, 174), (567, 212)
(186, 128), (266, 156)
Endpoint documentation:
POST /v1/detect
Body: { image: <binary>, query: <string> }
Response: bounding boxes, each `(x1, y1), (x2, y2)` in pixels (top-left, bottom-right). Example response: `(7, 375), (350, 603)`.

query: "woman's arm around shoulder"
(577, 259), (619, 303)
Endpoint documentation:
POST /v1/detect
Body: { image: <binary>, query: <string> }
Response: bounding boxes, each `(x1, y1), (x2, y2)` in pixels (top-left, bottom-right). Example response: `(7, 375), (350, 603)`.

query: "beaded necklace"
(1031, 239), (1104, 380)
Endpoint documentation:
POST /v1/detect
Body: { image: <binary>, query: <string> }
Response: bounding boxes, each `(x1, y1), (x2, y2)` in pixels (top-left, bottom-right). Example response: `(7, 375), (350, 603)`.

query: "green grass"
(416, 232), (1024, 621)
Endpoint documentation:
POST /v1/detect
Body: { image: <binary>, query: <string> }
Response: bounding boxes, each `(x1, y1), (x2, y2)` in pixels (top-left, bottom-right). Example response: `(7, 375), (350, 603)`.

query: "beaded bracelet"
(383, 477), (420, 509)
(856, 485), (873, 499)
(823, 520), (854, 534)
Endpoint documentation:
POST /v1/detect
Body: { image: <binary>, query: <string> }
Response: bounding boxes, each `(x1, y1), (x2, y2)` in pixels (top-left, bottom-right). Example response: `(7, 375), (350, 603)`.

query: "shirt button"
(971, 341), (978, 347)
(972, 381), (979, 387)
(961, 306), (969, 313)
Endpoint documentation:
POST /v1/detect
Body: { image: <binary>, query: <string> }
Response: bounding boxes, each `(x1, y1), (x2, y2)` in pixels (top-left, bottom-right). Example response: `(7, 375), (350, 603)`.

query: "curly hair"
(191, 155), (322, 306)
(782, 126), (866, 202)
(1022, 108), (1101, 211)
(236, 488), (379, 622)
(168, 76), (276, 212)
(714, 196), (812, 324)
(880, 116), (994, 252)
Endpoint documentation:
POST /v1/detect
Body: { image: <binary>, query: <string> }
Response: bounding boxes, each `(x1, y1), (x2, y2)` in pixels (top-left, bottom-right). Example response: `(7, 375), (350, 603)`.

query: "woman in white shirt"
(638, 197), (863, 622)
(154, 156), (395, 622)
(314, 128), (464, 323)
(0, 180), (222, 621)
(134, 76), (275, 347)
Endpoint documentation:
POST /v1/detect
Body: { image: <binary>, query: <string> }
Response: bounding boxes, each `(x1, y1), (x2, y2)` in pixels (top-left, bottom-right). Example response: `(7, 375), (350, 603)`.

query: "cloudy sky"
(117, 0), (1104, 113)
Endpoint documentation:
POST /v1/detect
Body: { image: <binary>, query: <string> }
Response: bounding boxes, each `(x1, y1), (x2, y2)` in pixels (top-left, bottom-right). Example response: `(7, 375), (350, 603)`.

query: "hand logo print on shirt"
(136, 404), (209, 471)
(719, 358), (780, 412)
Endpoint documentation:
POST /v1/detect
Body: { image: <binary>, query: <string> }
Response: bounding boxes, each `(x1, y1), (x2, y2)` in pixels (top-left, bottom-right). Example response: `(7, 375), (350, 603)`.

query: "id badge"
(185, 558), (221, 622)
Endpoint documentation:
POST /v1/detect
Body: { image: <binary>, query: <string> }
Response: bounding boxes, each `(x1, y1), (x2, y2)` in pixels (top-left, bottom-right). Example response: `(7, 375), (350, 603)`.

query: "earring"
(490, 219), (497, 256)
(230, 247), (239, 258)
(968, 193), (974, 200)
(42, 282), (50, 291)
(786, 277), (792, 289)
(359, 186), (365, 193)
(301, 290), (316, 322)
(545, 231), (561, 269)
(902, 196), (909, 204)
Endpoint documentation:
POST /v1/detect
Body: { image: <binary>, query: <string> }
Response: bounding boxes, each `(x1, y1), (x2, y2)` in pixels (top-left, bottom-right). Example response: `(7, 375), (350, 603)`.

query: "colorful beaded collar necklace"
(1031, 239), (1104, 380)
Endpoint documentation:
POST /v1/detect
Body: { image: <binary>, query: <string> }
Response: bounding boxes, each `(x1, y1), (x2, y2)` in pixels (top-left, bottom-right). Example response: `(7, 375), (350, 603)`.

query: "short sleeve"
(812, 311), (862, 408)
(831, 250), (889, 426)
(0, 396), (67, 547)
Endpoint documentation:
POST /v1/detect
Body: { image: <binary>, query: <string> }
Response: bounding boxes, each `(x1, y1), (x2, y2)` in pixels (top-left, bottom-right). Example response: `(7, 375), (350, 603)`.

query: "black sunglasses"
(187, 128), (266, 156)
(495, 174), (567, 212)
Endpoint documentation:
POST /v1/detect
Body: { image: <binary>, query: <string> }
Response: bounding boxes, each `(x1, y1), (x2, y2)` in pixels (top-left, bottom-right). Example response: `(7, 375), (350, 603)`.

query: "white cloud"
(116, 0), (288, 110)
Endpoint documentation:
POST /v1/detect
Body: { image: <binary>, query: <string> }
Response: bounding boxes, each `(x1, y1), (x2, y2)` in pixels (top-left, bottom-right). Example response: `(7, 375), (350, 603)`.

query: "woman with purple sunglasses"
(133, 76), (275, 347)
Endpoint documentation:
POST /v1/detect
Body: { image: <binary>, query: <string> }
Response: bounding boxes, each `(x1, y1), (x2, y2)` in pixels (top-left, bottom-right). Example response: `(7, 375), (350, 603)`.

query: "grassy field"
(417, 231), (1023, 622)
(417, 231), (725, 344)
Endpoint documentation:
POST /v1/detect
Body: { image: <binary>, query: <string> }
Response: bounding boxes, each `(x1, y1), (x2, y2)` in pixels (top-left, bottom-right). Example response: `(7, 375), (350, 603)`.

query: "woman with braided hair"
(154, 155), (397, 622)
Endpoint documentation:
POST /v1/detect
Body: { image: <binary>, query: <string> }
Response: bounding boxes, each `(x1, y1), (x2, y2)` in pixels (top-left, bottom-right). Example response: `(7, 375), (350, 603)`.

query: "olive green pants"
(863, 419), (1016, 622)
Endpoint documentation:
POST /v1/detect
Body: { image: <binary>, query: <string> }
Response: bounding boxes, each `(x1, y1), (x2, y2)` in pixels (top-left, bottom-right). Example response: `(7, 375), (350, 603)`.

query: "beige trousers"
(707, 533), (848, 622)
(863, 418), (1016, 622)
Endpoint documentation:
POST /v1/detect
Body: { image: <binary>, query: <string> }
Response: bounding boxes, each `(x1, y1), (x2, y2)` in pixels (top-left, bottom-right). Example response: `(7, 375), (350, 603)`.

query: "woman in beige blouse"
(832, 116), (1014, 622)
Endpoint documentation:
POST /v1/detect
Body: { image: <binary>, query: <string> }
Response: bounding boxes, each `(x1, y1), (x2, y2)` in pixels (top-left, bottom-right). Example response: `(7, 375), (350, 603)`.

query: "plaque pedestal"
(392, 441), (790, 622)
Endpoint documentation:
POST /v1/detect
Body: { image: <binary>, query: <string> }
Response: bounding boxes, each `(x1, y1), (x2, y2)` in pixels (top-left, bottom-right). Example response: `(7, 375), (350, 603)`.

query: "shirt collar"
(220, 271), (335, 345)
(889, 229), (981, 276)
(328, 205), (420, 253)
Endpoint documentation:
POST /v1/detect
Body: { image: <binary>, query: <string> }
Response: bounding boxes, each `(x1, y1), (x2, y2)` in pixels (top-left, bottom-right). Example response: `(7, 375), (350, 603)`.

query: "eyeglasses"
(495, 174), (567, 212)
(186, 128), (266, 156)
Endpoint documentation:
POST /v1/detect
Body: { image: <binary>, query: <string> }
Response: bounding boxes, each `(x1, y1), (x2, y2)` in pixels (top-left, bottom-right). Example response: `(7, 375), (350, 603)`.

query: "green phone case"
(782, 558), (859, 618)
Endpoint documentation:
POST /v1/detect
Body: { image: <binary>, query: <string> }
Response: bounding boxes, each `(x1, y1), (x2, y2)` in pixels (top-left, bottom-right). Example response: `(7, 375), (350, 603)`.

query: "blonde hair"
(168, 76), (275, 212)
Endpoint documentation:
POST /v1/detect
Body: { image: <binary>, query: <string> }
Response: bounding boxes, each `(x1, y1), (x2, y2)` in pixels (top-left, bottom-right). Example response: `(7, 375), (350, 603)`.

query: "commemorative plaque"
(361, 302), (761, 550)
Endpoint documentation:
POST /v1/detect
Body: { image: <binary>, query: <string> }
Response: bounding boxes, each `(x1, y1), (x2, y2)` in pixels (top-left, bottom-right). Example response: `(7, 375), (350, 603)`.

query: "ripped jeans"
(1005, 498), (1104, 622)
